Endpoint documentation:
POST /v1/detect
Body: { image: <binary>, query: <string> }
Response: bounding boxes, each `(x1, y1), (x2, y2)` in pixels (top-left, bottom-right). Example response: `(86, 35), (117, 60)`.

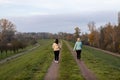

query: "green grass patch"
(0, 43), (37, 60)
(59, 41), (84, 80)
(69, 42), (120, 80)
(0, 39), (54, 80)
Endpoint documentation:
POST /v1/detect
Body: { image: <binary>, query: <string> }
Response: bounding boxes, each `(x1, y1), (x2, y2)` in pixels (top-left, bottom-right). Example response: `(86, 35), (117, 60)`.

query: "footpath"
(44, 41), (62, 80)
(86, 46), (120, 57)
(65, 41), (97, 80)
(44, 60), (59, 80)
(44, 41), (97, 80)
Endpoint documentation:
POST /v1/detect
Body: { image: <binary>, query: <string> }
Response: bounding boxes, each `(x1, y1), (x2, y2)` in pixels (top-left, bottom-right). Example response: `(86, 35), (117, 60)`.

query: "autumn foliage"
(87, 22), (120, 53)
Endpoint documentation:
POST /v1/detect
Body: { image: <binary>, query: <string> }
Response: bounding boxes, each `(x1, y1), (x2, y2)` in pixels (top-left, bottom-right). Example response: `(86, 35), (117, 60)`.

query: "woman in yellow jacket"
(52, 39), (61, 63)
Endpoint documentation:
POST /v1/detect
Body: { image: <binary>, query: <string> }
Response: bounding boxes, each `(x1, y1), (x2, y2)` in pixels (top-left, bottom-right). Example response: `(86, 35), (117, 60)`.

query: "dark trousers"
(54, 51), (60, 61)
(76, 50), (81, 59)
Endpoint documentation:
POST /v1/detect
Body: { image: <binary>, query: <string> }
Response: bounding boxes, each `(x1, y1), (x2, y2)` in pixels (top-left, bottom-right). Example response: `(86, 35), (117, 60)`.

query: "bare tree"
(0, 19), (16, 42)
(0, 19), (16, 54)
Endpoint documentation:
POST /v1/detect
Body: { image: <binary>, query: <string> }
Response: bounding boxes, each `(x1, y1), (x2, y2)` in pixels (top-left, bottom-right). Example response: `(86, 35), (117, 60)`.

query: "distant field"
(70, 42), (120, 80)
(0, 39), (54, 80)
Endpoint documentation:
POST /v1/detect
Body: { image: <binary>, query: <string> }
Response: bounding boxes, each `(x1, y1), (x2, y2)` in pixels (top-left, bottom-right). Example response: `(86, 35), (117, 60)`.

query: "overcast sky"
(0, 0), (120, 33)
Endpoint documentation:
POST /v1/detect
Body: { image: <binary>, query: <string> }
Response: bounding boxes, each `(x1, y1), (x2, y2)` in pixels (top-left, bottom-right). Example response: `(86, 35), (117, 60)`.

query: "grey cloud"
(9, 11), (118, 33)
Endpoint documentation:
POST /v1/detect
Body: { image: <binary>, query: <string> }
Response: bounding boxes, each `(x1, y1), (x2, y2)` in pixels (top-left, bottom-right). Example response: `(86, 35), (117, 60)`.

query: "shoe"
(56, 61), (58, 63)
(54, 60), (57, 63)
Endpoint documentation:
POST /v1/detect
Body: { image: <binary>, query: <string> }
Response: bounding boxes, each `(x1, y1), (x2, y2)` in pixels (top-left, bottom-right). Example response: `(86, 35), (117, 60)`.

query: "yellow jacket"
(52, 43), (61, 51)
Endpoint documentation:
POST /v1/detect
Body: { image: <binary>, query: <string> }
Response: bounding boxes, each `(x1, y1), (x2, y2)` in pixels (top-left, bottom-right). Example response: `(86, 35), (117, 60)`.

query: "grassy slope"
(69, 42), (120, 80)
(59, 41), (84, 80)
(0, 44), (36, 60)
(0, 39), (54, 80)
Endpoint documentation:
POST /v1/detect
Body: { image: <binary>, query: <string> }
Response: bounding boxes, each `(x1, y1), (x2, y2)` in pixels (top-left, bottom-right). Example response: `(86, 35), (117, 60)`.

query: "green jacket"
(73, 41), (82, 50)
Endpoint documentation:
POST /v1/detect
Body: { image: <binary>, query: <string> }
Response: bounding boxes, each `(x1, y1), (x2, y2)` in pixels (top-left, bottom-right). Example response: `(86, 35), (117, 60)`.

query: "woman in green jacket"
(73, 38), (82, 59)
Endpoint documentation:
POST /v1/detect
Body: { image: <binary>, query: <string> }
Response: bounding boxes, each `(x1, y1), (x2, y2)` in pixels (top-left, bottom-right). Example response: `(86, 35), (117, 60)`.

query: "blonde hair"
(77, 38), (80, 41)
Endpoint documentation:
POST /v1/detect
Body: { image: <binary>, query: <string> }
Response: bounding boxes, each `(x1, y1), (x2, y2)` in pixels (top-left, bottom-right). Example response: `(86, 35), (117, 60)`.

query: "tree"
(102, 23), (116, 51)
(74, 27), (81, 38)
(99, 26), (105, 49)
(88, 22), (96, 46)
(86, 20), (120, 53)
(88, 22), (96, 32)
(114, 24), (120, 52)
(0, 19), (16, 42)
(81, 33), (89, 45)
(0, 19), (16, 54)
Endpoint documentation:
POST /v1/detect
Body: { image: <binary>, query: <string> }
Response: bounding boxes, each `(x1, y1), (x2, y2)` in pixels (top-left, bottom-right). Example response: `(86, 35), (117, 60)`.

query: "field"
(0, 39), (120, 80)
(69, 42), (120, 80)
(0, 39), (54, 80)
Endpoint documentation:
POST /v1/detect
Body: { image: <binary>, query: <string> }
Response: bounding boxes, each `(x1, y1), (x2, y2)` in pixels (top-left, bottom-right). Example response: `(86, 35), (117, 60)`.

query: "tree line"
(57, 23), (120, 54)
(87, 22), (120, 53)
(0, 19), (38, 55)
(0, 19), (19, 54)
(0, 18), (63, 55)
(0, 18), (119, 56)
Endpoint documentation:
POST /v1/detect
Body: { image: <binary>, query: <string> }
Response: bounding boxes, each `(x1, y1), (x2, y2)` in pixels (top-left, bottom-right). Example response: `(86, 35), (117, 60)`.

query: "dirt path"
(44, 41), (62, 80)
(65, 41), (97, 80)
(44, 41), (98, 80)
(86, 46), (120, 57)
(44, 61), (59, 80)
(0, 44), (40, 64)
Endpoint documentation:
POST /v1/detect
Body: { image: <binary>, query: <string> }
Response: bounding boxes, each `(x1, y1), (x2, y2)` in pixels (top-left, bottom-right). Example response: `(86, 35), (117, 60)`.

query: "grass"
(0, 39), (54, 80)
(0, 44), (37, 60)
(1, 39), (119, 80)
(58, 41), (84, 80)
(69, 42), (120, 80)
